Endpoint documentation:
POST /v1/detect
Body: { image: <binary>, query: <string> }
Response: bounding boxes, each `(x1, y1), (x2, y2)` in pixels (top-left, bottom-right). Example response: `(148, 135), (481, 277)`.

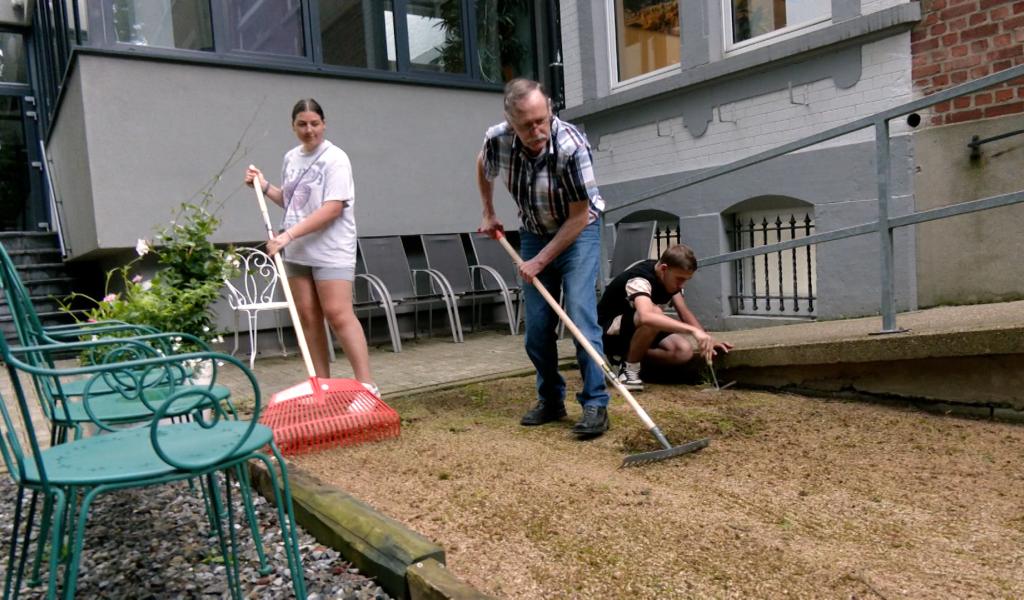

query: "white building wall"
(560, 0), (584, 108)
(861, 0), (910, 15)
(592, 33), (913, 185)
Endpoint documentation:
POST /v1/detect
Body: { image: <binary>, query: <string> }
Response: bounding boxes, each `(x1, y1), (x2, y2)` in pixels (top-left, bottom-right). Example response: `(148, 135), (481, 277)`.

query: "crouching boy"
(597, 243), (732, 391)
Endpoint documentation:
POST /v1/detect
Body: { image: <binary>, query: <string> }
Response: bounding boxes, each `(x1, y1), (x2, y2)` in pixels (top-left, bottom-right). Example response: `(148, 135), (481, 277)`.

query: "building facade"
(1, 0), (1021, 340)
(560, 0), (1023, 330)
(6, 1), (562, 257)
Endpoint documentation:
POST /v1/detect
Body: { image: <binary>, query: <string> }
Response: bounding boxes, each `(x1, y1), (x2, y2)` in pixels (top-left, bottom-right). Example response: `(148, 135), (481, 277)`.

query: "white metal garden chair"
(224, 246), (335, 368)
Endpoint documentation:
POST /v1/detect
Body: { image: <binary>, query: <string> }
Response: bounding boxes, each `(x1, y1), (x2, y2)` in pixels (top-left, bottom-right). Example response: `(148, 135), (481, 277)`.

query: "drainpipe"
(544, 0), (564, 112)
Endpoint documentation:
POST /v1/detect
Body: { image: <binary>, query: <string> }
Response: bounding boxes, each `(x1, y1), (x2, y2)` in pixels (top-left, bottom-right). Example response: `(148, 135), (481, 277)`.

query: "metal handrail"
(37, 140), (68, 258)
(605, 63), (1024, 333)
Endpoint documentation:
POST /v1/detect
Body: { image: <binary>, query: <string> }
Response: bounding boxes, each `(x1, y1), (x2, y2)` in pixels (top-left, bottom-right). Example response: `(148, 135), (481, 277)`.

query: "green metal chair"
(0, 244), (229, 441)
(0, 343), (307, 599)
(0, 243), (279, 587)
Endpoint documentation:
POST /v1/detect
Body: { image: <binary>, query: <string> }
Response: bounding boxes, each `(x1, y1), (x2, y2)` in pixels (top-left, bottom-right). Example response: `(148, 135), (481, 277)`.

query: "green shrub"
(61, 199), (238, 351)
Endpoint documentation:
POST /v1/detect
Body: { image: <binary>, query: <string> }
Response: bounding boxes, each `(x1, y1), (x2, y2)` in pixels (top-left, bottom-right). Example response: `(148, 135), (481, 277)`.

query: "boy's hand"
(694, 330), (714, 363)
(712, 338), (734, 355)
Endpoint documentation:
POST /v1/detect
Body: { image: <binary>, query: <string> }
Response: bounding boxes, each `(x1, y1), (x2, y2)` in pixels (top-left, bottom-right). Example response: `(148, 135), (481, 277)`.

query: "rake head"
(621, 437), (709, 467)
(259, 377), (400, 455)
(620, 427), (710, 468)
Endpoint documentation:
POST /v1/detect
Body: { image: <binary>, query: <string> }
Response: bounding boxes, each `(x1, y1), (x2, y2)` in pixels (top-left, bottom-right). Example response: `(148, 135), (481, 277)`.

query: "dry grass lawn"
(298, 374), (1024, 599)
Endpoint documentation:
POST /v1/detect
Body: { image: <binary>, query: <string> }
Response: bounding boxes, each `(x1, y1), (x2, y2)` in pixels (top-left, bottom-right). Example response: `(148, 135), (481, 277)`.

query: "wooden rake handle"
(493, 232), (661, 433)
(252, 169), (317, 379)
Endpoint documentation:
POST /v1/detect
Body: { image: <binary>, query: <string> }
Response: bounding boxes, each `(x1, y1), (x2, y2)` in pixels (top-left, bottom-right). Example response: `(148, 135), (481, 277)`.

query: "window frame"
(605, 0), (682, 91)
(81, 0), (506, 86)
(721, 0), (831, 54)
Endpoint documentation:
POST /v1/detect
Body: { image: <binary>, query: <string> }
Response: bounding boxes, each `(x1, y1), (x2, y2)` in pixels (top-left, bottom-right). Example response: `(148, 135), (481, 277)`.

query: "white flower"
(214, 335), (224, 344)
(135, 238), (151, 256)
(202, 326), (210, 332)
(141, 280), (153, 291)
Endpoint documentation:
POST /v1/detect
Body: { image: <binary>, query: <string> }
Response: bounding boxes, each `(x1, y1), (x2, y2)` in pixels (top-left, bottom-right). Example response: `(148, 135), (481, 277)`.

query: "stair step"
(6, 248), (63, 266)
(0, 232), (61, 252)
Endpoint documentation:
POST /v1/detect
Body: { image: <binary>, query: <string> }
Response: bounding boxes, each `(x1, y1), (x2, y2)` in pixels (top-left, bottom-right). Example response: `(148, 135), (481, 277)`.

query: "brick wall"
(912, 0), (1024, 125)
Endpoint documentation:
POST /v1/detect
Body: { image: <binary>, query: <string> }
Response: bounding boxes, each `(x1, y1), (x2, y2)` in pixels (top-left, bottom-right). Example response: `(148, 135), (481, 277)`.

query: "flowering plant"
(60, 199), (238, 351)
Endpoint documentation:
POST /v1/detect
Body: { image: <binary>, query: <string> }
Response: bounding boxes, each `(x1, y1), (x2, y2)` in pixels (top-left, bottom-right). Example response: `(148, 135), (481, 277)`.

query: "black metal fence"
(730, 213), (816, 315)
(653, 223), (682, 257)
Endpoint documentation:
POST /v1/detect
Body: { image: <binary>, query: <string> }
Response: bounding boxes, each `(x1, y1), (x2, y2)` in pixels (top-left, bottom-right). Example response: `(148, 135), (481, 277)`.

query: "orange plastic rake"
(248, 171), (399, 455)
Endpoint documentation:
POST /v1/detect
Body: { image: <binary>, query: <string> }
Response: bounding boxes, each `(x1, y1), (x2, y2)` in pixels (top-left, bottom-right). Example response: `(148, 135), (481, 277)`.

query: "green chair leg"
(234, 464), (271, 575)
(257, 449), (307, 599)
(29, 492), (55, 586)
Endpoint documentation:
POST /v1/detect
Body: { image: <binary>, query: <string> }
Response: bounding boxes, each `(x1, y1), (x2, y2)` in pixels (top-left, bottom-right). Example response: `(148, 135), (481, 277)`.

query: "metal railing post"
(874, 119), (904, 334)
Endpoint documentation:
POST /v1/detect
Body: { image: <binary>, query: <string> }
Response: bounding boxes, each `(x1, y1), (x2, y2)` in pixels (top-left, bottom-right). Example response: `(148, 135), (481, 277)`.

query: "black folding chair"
(609, 220), (658, 279)
(422, 233), (518, 335)
(468, 232), (524, 334)
(357, 236), (463, 344)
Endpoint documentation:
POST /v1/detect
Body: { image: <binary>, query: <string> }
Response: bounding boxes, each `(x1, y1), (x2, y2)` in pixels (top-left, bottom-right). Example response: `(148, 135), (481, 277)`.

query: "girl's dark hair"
(291, 98), (325, 121)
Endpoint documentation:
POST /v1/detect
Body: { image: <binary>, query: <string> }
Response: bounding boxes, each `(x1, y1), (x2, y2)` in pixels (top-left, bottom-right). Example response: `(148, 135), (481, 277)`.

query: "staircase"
(0, 232), (76, 340)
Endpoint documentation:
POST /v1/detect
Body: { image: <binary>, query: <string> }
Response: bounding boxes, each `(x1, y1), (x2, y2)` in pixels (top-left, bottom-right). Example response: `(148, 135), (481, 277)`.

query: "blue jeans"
(520, 221), (610, 408)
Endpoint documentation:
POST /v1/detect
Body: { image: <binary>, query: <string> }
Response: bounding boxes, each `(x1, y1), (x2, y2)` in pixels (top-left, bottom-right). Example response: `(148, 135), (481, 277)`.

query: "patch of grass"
(617, 405), (766, 452)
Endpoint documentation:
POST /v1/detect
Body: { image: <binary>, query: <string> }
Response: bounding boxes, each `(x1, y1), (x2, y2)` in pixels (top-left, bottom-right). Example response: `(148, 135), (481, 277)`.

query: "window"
(475, 0), (536, 83)
(406, 0), (465, 74)
(65, 0), (89, 45)
(727, 0), (829, 47)
(63, 0), (541, 85)
(0, 33), (29, 83)
(225, 0), (304, 57)
(112, 0), (213, 50)
(319, 0), (397, 70)
(611, 0), (681, 84)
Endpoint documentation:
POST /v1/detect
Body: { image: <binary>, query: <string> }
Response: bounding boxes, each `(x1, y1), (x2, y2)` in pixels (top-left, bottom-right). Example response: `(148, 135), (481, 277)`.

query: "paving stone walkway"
(239, 330), (576, 400)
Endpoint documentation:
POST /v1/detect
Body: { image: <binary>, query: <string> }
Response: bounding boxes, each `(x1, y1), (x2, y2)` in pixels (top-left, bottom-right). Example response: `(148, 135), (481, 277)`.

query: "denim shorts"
(283, 261), (355, 282)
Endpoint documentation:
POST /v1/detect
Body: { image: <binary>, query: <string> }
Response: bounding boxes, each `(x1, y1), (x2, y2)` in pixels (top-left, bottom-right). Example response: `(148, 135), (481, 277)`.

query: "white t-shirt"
(279, 140), (356, 268)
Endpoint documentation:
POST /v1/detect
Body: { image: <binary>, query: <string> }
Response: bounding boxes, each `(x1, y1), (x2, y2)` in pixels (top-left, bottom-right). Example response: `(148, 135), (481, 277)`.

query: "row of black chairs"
(355, 233), (523, 353)
(225, 223), (660, 361)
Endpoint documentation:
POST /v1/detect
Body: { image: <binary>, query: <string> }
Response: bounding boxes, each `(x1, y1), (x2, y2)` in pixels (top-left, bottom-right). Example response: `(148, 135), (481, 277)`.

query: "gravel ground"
(0, 475), (392, 599)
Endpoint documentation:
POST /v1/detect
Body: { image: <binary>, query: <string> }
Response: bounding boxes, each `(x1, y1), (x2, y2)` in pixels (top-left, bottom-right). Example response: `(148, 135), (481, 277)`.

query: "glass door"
(0, 30), (45, 231)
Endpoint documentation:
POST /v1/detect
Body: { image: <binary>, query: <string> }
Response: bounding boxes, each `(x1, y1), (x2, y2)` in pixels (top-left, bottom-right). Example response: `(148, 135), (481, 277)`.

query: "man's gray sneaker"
(520, 402), (567, 426)
(571, 405), (609, 437)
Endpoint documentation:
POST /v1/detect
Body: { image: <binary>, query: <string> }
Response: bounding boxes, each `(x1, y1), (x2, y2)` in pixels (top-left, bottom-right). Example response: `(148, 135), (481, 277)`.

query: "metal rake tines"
(620, 438), (710, 468)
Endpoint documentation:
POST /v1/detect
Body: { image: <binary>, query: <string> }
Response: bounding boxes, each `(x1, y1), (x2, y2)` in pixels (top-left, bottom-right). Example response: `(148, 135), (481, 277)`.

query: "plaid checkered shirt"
(481, 116), (605, 236)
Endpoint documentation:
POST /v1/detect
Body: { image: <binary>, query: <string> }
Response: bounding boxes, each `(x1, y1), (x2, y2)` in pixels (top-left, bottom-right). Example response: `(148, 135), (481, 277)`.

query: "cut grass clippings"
(296, 372), (1024, 599)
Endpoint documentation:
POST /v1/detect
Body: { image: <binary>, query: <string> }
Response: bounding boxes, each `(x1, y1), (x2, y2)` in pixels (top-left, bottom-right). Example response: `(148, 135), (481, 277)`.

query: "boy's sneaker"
(616, 364), (644, 392)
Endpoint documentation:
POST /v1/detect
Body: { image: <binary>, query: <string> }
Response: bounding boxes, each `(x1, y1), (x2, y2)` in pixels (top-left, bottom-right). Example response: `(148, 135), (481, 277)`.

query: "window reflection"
(319, 0), (397, 70)
(225, 0), (304, 56)
(65, 0), (89, 45)
(112, 0), (213, 51)
(614, 0), (680, 83)
(0, 33), (28, 83)
(731, 0), (829, 44)
(475, 0), (535, 83)
(0, 98), (30, 230)
(407, 0), (465, 74)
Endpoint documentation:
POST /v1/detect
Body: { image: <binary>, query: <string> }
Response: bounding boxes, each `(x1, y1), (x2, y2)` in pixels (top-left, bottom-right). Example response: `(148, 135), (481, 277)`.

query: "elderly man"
(476, 78), (610, 438)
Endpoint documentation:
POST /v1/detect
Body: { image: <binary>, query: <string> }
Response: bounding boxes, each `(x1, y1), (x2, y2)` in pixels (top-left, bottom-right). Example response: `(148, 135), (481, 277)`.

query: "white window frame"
(606, 0), (682, 92)
(721, 0), (831, 54)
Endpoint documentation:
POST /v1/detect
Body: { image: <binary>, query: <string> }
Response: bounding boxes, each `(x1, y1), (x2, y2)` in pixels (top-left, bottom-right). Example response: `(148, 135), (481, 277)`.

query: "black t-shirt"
(597, 259), (678, 328)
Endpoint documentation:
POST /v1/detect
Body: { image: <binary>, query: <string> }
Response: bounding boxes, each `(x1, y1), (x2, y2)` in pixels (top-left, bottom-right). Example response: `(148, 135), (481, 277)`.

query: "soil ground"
(298, 373), (1024, 599)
